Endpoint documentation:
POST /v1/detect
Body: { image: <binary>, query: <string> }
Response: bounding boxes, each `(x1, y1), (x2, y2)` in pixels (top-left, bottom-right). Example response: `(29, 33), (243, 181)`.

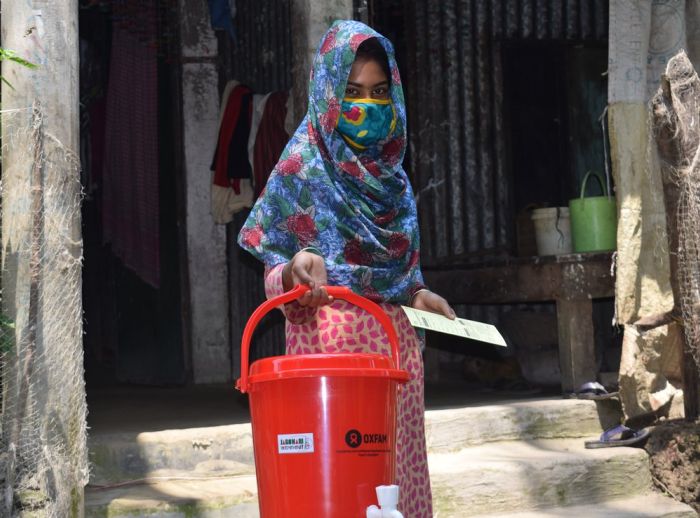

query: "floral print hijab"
(238, 20), (425, 303)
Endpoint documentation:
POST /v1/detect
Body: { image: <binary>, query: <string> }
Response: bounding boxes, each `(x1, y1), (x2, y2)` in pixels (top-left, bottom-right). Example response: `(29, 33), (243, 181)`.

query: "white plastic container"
(531, 207), (573, 256)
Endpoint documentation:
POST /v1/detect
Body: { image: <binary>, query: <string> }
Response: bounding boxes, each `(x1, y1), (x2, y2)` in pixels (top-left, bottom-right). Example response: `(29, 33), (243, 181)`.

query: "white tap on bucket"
(366, 485), (403, 518)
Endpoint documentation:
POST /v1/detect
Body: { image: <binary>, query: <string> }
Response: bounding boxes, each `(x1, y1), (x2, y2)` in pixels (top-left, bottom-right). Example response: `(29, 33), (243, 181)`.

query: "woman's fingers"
(432, 294), (456, 319)
(439, 298), (457, 319)
(290, 252), (332, 307)
(291, 258), (314, 285)
(413, 290), (456, 319)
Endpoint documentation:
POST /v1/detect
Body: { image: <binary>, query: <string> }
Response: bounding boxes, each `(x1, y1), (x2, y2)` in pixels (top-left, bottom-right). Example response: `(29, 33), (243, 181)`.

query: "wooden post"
(1, 1), (87, 515)
(557, 262), (599, 393)
(651, 51), (700, 421)
(555, 297), (597, 393)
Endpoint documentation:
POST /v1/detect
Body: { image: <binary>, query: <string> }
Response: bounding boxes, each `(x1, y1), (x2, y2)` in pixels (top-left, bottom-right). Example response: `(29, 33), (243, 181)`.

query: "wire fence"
(651, 50), (700, 418)
(0, 103), (88, 517)
(672, 94), (700, 394)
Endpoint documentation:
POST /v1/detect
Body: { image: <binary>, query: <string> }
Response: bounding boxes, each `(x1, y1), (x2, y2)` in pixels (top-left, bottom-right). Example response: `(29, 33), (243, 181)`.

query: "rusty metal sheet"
(404, 0), (608, 268)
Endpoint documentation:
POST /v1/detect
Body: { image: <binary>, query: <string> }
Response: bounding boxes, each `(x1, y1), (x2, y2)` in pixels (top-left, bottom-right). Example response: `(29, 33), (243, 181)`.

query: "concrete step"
(85, 475), (259, 518)
(87, 437), (658, 518)
(430, 438), (653, 517)
(89, 424), (255, 485)
(425, 397), (612, 452)
(89, 398), (611, 483)
(467, 493), (697, 517)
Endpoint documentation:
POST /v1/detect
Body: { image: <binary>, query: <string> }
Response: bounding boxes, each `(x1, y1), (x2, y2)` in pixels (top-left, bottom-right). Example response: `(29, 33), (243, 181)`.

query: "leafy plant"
(0, 48), (38, 90)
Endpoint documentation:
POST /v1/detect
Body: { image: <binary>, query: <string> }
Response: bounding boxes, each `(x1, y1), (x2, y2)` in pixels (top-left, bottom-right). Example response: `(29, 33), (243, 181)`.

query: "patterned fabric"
(265, 265), (433, 517)
(102, 0), (160, 287)
(238, 20), (425, 304)
(337, 98), (397, 150)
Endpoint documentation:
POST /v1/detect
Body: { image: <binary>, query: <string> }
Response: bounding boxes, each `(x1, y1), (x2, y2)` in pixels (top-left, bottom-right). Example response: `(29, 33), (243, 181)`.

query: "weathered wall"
(290, 0), (354, 124)
(179, 0), (230, 383)
(1, 0), (88, 514)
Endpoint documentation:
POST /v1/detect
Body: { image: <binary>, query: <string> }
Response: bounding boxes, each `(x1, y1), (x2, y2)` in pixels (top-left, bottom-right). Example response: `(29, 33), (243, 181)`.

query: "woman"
(238, 19), (454, 517)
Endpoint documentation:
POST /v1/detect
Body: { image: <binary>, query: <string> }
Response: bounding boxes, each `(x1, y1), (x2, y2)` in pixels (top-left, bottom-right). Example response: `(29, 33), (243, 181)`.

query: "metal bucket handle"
(236, 285), (401, 393)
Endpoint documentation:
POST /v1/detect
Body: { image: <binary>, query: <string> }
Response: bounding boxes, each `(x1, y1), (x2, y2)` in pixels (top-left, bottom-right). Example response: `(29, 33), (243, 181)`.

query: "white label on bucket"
(278, 433), (315, 454)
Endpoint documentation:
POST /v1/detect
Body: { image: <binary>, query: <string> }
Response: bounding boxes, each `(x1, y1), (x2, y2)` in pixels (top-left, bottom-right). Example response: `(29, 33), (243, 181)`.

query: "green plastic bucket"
(569, 172), (617, 253)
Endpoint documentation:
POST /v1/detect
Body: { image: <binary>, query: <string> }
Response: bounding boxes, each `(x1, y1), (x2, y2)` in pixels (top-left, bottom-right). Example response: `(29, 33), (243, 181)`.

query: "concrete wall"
(179, 0), (352, 383)
(179, 0), (230, 383)
(290, 0), (354, 122)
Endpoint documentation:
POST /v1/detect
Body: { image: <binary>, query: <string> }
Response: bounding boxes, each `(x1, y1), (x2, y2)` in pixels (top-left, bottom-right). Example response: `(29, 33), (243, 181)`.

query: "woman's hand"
(411, 290), (456, 319)
(282, 251), (333, 307)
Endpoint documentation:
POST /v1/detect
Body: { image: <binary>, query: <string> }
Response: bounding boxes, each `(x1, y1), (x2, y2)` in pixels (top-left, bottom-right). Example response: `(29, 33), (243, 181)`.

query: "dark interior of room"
(79, 0), (185, 387)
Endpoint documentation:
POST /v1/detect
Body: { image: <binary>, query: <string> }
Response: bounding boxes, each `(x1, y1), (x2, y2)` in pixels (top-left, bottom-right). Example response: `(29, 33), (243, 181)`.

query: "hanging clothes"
(102, 0), (160, 288)
(210, 81), (255, 224)
(251, 90), (291, 196)
(247, 92), (272, 187)
(208, 0), (237, 40)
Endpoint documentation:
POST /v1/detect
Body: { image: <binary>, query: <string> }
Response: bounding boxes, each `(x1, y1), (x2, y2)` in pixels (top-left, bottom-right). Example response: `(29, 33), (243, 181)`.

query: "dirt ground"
(646, 420), (700, 513)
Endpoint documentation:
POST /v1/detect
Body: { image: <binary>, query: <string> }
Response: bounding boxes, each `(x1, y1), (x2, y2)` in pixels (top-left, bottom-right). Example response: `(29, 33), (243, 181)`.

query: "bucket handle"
(579, 171), (610, 199)
(236, 285), (401, 393)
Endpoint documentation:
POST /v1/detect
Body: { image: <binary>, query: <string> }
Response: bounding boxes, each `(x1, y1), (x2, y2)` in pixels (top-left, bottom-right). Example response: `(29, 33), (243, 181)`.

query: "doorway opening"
(79, 0), (187, 389)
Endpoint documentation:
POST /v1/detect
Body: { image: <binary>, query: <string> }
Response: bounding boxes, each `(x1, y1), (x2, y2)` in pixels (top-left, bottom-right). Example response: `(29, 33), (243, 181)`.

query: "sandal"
(584, 424), (649, 449)
(569, 381), (619, 401)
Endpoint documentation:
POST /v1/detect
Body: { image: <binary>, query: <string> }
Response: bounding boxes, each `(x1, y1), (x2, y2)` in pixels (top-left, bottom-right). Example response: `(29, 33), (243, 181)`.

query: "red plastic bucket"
(236, 285), (410, 518)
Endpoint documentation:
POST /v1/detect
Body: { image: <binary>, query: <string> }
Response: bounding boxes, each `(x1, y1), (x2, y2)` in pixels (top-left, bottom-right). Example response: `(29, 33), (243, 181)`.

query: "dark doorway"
(79, 1), (185, 386)
(503, 43), (609, 212)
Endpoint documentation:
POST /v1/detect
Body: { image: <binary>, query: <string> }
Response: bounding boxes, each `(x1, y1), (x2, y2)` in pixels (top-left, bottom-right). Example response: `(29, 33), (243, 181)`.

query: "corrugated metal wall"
(217, 1), (292, 93)
(403, 0), (608, 267)
(219, 1), (292, 376)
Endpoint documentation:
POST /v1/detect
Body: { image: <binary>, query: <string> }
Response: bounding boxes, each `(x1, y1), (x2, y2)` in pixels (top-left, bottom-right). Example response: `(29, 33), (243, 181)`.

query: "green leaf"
(373, 277), (392, 291)
(299, 186), (312, 208)
(0, 76), (15, 91)
(0, 48), (37, 69)
(336, 221), (356, 238)
(271, 194), (295, 218)
(342, 48), (355, 68)
(8, 55), (37, 69)
(358, 201), (374, 220)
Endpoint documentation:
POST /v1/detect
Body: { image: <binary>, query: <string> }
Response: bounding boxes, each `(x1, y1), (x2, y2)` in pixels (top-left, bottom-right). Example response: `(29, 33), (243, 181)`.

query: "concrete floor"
(86, 381), (560, 435)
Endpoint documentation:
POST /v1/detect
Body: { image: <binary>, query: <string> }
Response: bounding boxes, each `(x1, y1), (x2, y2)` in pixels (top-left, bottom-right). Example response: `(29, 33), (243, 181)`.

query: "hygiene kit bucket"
(531, 207), (573, 255)
(236, 285), (410, 518)
(569, 171), (617, 253)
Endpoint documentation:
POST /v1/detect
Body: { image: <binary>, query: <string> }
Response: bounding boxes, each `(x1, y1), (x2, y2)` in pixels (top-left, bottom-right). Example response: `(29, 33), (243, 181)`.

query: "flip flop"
(569, 381), (619, 401)
(584, 424), (650, 449)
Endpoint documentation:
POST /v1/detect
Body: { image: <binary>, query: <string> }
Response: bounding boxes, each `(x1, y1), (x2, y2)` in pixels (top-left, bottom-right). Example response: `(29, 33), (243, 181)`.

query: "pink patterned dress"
(265, 264), (433, 517)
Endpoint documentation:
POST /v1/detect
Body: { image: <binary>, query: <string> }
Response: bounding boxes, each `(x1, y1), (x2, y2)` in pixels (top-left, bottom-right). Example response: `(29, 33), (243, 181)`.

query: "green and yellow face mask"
(336, 98), (397, 150)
